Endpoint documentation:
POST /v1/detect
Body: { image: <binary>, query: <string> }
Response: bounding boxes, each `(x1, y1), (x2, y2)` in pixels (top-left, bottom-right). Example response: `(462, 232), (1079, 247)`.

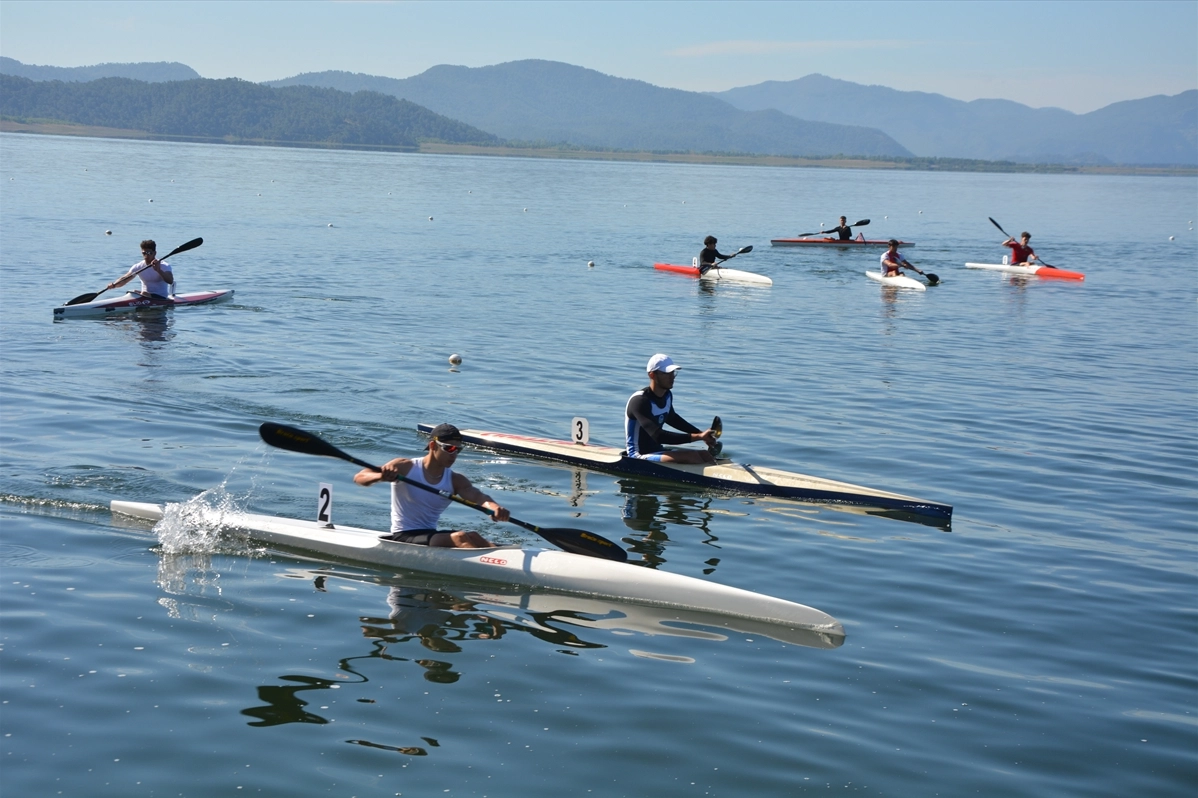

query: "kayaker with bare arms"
(354, 423), (508, 548)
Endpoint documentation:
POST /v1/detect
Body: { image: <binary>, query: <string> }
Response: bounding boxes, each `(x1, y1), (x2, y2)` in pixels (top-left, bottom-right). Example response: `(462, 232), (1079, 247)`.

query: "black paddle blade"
(537, 527), (628, 561)
(163, 237), (203, 259)
(259, 423), (377, 471)
(65, 292), (99, 306)
(926, 273), (940, 286)
(854, 219), (870, 226)
(711, 416), (723, 438)
(738, 245), (753, 254)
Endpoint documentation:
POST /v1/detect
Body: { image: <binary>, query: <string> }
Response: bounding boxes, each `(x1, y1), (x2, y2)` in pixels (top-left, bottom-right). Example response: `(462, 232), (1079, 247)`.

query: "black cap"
(429, 423), (462, 442)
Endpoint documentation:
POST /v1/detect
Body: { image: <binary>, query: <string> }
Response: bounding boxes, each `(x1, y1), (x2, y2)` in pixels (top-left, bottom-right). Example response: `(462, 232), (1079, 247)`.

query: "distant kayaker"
(106, 240), (175, 299)
(698, 236), (736, 275)
(353, 423), (507, 548)
(625, 354), (719, 465)
(824, 216), (854, 241)
(1002, 232), (1039, 266)
(881, 239), (928, 279)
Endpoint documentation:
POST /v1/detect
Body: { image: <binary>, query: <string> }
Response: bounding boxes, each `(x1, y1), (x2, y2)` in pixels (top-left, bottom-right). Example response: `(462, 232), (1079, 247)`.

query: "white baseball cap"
(647, 353), (681, 374)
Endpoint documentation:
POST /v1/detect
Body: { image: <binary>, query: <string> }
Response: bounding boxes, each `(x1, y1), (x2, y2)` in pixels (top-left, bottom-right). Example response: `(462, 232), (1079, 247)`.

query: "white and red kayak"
(654, 263), (772, 286)
(964, 262), (1085, 281)
(772, 238), (914, 248)
(54, 289), (234, 319)
(866, 270), (926, 291)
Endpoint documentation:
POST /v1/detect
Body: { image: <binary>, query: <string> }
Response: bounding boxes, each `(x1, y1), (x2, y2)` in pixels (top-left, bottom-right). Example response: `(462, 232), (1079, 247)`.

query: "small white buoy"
(918, 210), (923, 214)
(148, 199), (153, 202)
(170, 179), (174, 183)
(682, 201), (686, 204)
(387, 192), (391, 195)
(105, 230), (112, 235)
(587, 261), (595, 268)
(257, 193), (261, 196)
(884, 215), (888, 219)
(328, 223), (333, 227)
(448, 354), (462, 365)
(523, 208), (528, 212)
(428, 216), (433, 221)
(1169, 235), (1174, 240)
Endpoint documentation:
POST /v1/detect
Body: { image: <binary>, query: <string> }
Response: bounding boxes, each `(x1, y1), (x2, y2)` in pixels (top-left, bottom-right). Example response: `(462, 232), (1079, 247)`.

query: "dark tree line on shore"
(0, 75), (500, 148)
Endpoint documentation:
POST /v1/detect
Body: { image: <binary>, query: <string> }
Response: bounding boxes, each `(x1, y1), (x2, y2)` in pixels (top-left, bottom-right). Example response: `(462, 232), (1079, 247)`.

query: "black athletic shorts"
(380, 529), (438, 545)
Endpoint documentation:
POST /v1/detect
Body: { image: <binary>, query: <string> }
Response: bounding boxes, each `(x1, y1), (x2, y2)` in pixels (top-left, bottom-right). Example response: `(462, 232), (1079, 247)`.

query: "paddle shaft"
(989, 217), (1056, 268)
(702, 245), (753, 274)
(66, 237), (203, 306)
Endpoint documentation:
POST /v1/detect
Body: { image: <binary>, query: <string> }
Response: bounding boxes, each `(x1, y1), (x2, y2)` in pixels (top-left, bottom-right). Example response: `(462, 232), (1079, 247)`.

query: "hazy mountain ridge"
(0, 75), (499, 148)
(711, 74), (1197, 166)
(0, 56), (199, 83)
(266, 60), (913, 158)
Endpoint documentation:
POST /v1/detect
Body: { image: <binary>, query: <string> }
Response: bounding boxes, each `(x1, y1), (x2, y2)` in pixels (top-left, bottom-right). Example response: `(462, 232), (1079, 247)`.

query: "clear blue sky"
(2, 0), (1194, 114)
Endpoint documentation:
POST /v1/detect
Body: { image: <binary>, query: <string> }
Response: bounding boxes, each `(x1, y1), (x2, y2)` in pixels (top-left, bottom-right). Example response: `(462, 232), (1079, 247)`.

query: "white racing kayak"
(964, 262), (1085, 281)
(54, 289), (234, 318)
(111, 500), (845, 641)
(654, 262), (773, 286)
(866, 270), (926, 291)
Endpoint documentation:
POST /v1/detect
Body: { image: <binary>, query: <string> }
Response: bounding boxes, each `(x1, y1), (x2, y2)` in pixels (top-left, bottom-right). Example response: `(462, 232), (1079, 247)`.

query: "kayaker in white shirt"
(106, 240), (175, 298)
(353, 422), (508, 548)
(880, 239), (928, 279)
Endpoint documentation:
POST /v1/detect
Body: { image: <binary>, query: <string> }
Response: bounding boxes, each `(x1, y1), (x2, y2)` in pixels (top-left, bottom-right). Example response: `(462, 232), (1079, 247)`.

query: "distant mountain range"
(0, 56), (198, 83)
(3, 57), (1193, 166)
(265, 60), (913, 158)
(710, 74), (1197, 166)
(0, 75), (497, 149)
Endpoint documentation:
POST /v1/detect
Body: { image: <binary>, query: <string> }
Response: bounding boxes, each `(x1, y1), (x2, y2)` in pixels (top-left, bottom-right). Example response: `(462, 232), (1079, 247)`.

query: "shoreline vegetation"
(3, 119), (1193, 177)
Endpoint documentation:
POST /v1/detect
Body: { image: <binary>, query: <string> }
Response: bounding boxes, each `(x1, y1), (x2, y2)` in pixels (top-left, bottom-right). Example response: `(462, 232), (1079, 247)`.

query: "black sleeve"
(664, 406), (701, 436)
(628, 392), (694, 446)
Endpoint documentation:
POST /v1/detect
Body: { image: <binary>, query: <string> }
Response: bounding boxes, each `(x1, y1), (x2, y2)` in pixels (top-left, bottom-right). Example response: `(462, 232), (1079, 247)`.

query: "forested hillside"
(0, 75), (500, 148)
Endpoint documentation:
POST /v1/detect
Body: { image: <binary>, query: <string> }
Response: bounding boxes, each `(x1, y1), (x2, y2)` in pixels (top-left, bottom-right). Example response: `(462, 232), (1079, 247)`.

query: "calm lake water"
(1, 132), (1195, 797)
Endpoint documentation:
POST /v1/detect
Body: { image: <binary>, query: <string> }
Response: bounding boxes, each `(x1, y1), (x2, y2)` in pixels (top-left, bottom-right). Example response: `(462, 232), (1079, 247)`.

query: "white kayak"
(964, 262), (1085, 281)
(111, 500), (845, 641)
(54, 289), (234, 318)
(866, 270), (926, 291)
(654, 262), (773, 286)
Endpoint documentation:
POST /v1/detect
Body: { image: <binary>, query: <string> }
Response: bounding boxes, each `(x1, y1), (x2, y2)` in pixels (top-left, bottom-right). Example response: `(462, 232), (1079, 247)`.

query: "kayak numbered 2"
(866, 271), (926, 291)
(964, 262), (1085, 281)
(654, 262), (773, 286)
(109, 499), (846, 645)
(54, 289), (234, 318)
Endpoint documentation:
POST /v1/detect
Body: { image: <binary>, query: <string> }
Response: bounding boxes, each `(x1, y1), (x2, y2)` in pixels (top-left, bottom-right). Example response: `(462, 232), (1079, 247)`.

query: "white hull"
(54, 289), (234, 318)
(111, 501), (845, 640)
(700, 267), (773, 286)
(866, 271), (926, 291)
(964, 262), (1085, 280)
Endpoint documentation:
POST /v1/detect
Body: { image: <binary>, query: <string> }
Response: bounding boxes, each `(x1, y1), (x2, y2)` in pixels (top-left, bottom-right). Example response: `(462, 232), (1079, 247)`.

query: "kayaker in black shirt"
(824, 216), (854, 240)
(698, 236), (735, 275)
(625, 354), (718, 465)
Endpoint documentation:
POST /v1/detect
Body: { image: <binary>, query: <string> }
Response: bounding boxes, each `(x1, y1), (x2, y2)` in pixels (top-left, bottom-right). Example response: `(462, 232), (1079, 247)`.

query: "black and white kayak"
(54, 289), (233, 319)
(417, 423), (953, 524)
(110, 500), (845, 644)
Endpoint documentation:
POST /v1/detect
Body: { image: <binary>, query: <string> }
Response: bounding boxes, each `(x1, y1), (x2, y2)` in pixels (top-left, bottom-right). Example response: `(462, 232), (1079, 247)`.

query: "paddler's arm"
(451, 473), (510, 522)
(629, 397), (695, 446)
(666, 408), (716, 447)
(354, 458), (412, 486)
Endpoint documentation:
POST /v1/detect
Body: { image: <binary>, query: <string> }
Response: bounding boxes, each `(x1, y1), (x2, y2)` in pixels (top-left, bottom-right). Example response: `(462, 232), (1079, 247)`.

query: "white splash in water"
(154, 483), (248, 555)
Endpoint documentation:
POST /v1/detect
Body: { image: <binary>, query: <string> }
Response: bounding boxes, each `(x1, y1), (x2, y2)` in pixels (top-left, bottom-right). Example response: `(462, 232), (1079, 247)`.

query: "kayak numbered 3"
(964, 262), (1085, 281)
(654, 262), (772, 286)
(54, 289), (234, 318)
(866, 270), (926, 291)
(109, 499), (846, 645)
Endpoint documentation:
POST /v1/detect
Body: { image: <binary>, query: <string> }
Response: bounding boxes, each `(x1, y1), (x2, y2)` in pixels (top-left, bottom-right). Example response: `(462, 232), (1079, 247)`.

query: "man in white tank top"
(353, 423), (507, 548)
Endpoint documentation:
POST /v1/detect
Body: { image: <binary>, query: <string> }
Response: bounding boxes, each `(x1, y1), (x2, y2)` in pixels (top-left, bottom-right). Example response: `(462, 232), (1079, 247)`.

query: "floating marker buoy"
(429, 216), (433, 221)
(148, 199), (153, 202)
(257, 193), (261, 196)
(105, 230), (112, 235)
(884, 215), (888, 219)
(1169, 236), (1175, 240)
(523, 208), (528, 212)
(918, 210), (923, 214)
(328, 223), (333, 227)
(587, 261), (595, 268)
(448, 354), (462, 365)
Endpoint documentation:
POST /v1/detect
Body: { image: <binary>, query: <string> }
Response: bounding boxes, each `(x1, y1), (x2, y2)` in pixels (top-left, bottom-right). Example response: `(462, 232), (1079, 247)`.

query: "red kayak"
(771, 237), (915, 248)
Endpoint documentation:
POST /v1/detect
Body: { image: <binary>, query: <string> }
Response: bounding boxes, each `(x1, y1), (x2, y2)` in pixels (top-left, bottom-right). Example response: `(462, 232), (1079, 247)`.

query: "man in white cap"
(625, 354), (719, 465)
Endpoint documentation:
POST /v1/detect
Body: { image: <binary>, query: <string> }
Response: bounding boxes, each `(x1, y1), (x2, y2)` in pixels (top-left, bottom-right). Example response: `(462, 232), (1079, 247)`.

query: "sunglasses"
(435, 440), (462, 454)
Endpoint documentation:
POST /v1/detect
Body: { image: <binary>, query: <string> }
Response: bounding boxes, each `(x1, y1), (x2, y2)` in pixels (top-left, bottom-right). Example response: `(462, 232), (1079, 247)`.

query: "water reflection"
(239, 569), (840, 732)
(618, 480), (721, 570)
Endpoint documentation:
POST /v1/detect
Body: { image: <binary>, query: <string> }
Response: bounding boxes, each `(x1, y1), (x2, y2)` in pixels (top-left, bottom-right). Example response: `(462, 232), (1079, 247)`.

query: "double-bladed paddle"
(258, 422), (628, 562)
(798, 218), (870, 238)
(65, 237), (204, 306)
(988, 217), (1057, 269)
